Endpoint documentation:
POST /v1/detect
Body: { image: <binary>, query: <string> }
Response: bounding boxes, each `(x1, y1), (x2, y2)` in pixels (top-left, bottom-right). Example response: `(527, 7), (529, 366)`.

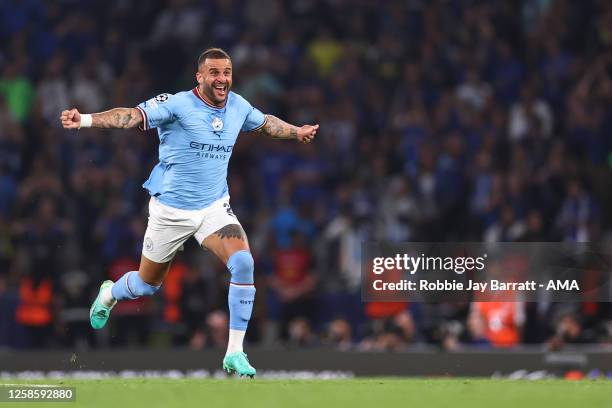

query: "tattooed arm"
(256, 114), (319, 143)
(91, 108), (143, 129)
(60, 107), (143, 129)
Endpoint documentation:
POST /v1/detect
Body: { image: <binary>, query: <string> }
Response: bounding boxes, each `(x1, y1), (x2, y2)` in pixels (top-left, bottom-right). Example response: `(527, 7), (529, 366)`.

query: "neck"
(197, 84), (226, 108)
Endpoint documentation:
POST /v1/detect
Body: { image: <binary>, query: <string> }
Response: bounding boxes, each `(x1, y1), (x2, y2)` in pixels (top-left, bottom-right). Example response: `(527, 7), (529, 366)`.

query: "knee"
(227, 250), (254, 283)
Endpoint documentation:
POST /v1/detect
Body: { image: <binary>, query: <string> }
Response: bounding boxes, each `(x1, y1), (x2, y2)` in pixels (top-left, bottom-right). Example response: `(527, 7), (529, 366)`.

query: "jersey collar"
(193, 87), (227, 110)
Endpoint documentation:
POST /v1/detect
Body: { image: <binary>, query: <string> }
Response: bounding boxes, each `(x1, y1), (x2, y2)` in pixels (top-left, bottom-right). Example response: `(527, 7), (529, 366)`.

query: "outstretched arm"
(256, 114), (318, 143)
(60, 107), (143, 129)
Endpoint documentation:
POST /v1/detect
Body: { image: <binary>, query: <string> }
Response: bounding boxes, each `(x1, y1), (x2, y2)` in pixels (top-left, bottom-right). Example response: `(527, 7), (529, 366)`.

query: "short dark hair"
(197, 48), (231, 69)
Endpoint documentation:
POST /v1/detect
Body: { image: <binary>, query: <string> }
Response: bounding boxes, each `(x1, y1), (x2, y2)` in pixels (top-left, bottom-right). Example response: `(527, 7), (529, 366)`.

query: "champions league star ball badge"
(212, 117), (224, 131)
(155, 93), (170, 103)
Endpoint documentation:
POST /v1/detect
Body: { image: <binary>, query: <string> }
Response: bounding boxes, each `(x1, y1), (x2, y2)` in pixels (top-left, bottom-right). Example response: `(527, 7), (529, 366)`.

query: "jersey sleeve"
(241, 103), (267, 132)
(135, 93), (176, 130)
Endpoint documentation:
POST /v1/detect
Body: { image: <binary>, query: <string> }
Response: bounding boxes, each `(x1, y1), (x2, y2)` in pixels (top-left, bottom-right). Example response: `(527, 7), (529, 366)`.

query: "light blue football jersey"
(136, 88), (266, 210)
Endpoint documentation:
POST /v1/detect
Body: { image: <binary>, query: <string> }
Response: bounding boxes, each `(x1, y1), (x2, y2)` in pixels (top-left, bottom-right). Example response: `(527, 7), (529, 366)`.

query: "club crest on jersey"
(212, 117), (224, 131)
(155, 93), (170, 103)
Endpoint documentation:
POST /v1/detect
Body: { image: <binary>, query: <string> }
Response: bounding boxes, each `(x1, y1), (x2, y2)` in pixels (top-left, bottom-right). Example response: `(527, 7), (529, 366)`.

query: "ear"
(195, 71), (203, 85)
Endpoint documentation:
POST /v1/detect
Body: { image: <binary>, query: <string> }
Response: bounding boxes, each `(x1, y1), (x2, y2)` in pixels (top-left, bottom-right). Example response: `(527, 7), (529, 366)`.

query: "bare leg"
(138, 254), (172, 286)
(201, 224), (250, 262)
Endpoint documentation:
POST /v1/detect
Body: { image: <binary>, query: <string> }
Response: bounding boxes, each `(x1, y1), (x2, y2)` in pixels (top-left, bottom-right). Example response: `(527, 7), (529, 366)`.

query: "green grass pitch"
(4, 378), (612, 408)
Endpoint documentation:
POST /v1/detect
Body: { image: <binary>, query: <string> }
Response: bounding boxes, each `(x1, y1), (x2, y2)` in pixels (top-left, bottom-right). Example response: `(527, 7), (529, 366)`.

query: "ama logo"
(546, 280), (580, 290)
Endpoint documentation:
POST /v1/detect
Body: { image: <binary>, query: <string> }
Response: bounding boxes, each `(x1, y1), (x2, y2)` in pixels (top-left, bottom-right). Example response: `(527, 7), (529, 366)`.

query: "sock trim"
(126, 272), (136, 298)
(229, 282), (255, 287)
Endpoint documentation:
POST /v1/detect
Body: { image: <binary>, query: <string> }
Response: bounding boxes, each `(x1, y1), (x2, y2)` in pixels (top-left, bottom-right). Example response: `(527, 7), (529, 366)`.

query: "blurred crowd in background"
(1, 0), (612, 351)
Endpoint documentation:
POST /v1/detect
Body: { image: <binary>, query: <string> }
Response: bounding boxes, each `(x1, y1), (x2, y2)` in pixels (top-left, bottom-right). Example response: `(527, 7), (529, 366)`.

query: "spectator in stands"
(268, 230), (318, 339)
(547, 312), (595, 350)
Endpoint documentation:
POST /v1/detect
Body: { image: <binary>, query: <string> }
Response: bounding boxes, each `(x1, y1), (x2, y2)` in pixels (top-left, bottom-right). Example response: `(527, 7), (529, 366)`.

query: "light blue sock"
(227, 250), (256, 330)
(111, 271), (160, 301)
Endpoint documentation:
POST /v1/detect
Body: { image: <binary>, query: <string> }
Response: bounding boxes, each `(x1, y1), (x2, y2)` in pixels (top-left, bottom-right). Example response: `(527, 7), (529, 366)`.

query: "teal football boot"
(89, 280), (116, 329)
(223, 352), (256, 378)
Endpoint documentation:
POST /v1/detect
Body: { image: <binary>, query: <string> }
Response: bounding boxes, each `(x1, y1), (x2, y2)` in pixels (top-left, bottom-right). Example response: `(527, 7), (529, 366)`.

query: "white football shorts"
(142, 195), (242, 263)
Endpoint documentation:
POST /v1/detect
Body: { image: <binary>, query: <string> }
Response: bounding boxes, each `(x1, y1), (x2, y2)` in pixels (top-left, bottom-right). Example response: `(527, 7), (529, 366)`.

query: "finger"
(63, 118), (78, 127)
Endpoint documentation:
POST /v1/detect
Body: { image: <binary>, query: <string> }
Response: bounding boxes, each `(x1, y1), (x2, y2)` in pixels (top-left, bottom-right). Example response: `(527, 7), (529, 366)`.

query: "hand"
(60, 108), (81, 129)
(297, 124), (319, 143)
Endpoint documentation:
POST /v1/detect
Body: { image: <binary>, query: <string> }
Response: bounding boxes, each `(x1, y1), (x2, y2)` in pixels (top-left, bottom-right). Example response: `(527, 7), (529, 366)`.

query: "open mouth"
(213, 83), (227, 97)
